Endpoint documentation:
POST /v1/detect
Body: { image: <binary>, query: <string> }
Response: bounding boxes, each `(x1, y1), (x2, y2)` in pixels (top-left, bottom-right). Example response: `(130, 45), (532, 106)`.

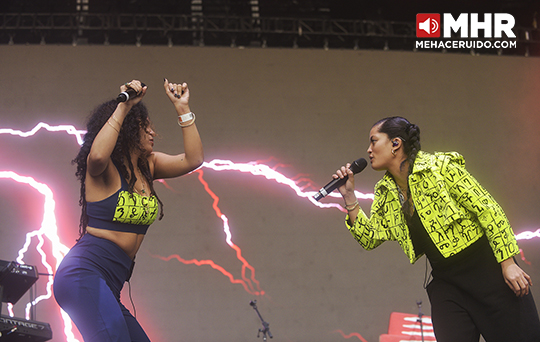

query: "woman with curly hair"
(332, 116), (540, 341)
(54, 79), (204, 342)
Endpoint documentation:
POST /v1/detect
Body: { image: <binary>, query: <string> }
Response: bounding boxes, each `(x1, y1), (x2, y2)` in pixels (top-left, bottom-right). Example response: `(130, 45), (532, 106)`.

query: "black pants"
(426, 237), (540, 342)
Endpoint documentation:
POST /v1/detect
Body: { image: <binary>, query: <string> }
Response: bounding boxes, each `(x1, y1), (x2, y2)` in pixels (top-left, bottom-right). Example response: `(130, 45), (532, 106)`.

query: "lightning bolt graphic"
(516, 229), (540, 241)
(194, 168), (263, 295)
(149, 253), (261, 295)
(333, 329), (369, 341)
(0, 122), (86, 145)
(200, 158), (374, 212)
(149, 159), (376, 295)
(0, 171), (80, 342)
(149, 168), (265, 295)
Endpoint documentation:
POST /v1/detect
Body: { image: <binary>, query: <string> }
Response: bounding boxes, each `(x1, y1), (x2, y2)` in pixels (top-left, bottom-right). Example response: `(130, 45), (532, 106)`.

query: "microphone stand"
(249, 300), (272, 341)
(416, 300), (425, 342)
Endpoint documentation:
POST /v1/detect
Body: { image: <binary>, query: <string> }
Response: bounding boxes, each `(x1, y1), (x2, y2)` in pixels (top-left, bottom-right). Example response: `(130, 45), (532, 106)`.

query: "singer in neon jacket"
(336, 116), (540, 342)
(345, 150), (519, 264)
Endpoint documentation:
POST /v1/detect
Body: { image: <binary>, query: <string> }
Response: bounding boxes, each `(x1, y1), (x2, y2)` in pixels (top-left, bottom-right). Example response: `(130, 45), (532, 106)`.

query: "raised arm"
(87, 80), (147, 177)
(151, 79), (204, 179)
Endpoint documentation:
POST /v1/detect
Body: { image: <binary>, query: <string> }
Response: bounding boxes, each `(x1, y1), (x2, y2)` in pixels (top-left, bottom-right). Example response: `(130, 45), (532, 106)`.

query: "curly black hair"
(72, 100), (164, 239)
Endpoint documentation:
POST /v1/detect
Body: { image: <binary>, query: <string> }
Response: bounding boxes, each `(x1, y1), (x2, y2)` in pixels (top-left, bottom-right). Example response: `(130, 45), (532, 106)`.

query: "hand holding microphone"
(313, 158), (367, 201)
(117, 80), (146, 102)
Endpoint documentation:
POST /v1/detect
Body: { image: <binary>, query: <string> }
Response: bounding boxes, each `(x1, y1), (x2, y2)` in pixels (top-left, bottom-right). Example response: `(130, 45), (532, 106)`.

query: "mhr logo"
(416, 13), (516, 39)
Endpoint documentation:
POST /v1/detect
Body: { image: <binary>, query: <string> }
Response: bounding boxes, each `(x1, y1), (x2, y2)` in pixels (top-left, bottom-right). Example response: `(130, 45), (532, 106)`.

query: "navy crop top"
(86, 164), (158, 235)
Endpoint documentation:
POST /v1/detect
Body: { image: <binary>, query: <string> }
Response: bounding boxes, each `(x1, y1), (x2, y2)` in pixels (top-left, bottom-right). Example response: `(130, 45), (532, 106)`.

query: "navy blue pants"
(54, 234), (150, 342)
(426, 236), (540, 342)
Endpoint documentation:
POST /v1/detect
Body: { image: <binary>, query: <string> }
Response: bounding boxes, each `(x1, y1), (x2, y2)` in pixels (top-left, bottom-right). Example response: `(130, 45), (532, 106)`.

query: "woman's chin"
(371, 164), (383, 171)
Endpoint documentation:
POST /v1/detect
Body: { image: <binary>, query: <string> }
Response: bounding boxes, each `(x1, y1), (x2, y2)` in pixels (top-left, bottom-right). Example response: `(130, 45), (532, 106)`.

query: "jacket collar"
(376, 151), (436, 192)
(411, 151), (431, 173)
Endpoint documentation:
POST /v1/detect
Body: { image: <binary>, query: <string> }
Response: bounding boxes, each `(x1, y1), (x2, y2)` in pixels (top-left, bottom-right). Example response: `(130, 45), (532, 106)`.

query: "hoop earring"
(391, 149), (396, 156)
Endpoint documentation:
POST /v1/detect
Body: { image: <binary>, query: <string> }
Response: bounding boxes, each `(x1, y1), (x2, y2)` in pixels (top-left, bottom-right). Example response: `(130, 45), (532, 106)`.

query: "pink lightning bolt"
(516, 229), (540, 241)
(333, 329), (369, 341)
(151, 159), (376, 296)
(150, 169), (266, 295)
(0, 122), (86, 145)
(149, 253), (261, 295)
(200, 158), (374, 212)
(195, 168), (263, 295)
(0, 171), (80, 342)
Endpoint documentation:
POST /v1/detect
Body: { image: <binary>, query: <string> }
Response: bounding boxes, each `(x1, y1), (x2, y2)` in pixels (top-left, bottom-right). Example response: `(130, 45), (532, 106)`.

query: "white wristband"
(178, 112), (194, 123)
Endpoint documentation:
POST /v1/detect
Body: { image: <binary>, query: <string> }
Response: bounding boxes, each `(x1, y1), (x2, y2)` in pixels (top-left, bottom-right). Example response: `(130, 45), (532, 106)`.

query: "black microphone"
(313, 158), (368, 201)
(117, 82), (146, 102)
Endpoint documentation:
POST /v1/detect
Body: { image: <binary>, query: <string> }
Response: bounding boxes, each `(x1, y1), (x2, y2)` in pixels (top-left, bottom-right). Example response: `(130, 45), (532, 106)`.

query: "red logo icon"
(416, 14), (441, 38)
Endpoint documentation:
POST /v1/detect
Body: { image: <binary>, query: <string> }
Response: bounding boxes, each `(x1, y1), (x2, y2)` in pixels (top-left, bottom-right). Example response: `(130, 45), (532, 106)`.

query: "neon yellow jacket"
(346, 151), (519, 264)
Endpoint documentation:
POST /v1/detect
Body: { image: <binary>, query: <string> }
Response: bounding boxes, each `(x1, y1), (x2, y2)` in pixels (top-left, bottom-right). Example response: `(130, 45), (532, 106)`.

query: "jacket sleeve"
(442, 154), (519, 262)
(345, 184), (404, 251)
(345, 211), (387, 251)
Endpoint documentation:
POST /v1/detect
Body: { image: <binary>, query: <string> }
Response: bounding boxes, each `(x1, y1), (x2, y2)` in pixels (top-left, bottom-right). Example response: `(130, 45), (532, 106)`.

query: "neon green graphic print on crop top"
(86, 164), (158, 235)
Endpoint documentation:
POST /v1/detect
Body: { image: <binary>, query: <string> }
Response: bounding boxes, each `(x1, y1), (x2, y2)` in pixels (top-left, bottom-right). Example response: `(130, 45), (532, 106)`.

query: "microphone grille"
(350, 158), (368, 174)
